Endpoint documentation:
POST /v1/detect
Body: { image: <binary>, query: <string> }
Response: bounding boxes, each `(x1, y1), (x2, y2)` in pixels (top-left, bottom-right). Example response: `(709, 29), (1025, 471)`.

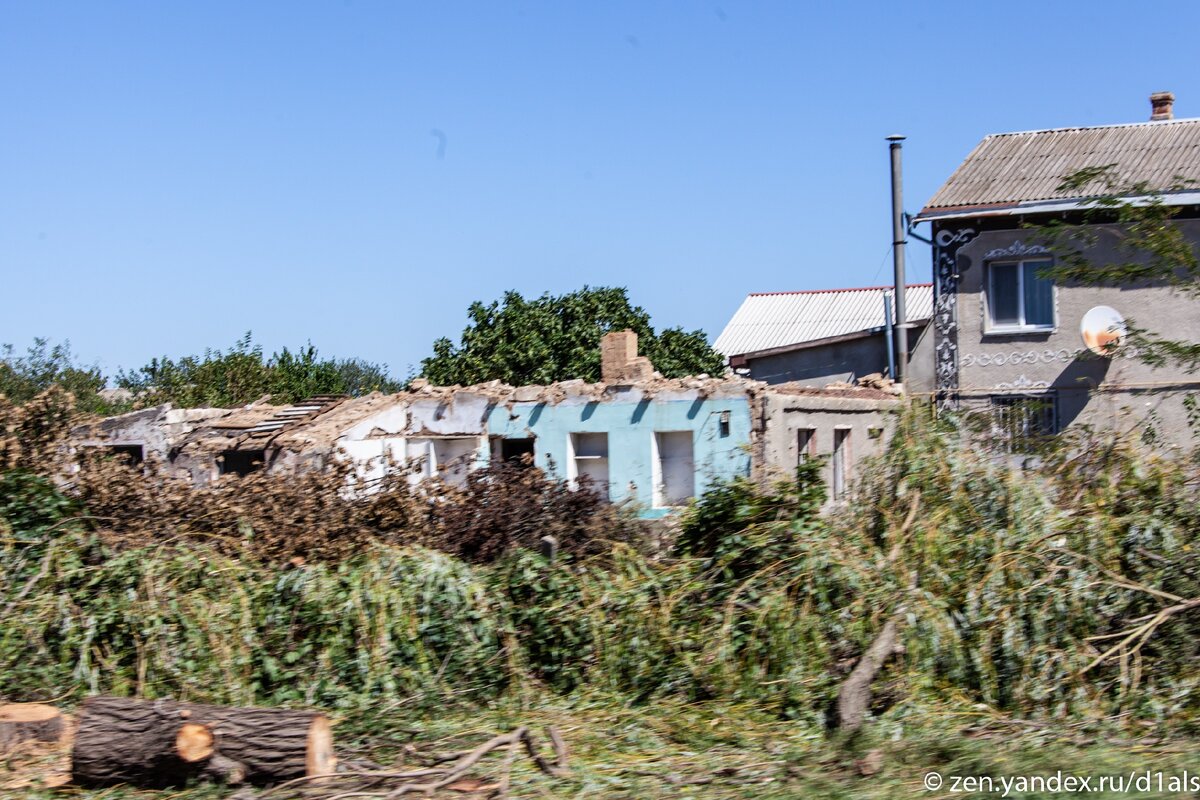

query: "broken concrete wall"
(335, 391), (492, 489)
(758, 387), (900, 502)
(485, 380), (754, 518)
(166, 404), (287, 486)
(68, 405), (231, 468)
(68, 374), (906, 519)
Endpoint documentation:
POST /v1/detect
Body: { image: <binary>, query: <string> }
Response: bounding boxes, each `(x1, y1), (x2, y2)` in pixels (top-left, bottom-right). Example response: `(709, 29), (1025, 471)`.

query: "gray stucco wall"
(759, 392), (899, 498)
(946, 219), (1200, 448)
(907, 322), (937, 396)
(745, 327), (925, 387)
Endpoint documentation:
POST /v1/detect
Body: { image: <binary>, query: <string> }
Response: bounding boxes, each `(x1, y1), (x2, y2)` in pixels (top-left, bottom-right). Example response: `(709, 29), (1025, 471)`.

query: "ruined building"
(70, 331), (899, 515)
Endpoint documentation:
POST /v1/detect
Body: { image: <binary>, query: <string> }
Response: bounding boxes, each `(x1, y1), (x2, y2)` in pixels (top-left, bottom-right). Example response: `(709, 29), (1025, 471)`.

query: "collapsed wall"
(65, 335), (902, 514)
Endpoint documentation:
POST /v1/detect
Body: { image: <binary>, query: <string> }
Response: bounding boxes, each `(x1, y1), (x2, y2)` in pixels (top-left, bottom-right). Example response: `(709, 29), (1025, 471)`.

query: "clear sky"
(4, 1), (1199, 379)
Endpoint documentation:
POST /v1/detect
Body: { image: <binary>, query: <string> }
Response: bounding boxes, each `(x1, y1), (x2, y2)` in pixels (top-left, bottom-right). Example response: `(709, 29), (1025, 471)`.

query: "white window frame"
(984, 259), (1055, 334)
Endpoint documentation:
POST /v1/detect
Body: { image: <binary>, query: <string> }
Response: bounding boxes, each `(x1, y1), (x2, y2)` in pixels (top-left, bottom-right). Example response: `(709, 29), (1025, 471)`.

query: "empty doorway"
(653, 431), (694, 507)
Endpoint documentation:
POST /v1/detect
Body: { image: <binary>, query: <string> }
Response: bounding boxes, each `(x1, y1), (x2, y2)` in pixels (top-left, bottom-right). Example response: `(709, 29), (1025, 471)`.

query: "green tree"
(420, 286), (725, 385)
(0, 338), (112, 414)
(1033, 165), (1200, 370)
(117, 332), (401, 408)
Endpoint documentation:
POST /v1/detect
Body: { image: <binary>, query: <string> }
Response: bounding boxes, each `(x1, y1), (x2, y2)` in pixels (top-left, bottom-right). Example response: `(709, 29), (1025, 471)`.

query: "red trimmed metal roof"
(714, 284), (933, 358)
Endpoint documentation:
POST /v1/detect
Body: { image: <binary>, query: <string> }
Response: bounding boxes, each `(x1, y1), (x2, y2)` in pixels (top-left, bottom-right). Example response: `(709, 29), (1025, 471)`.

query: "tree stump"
(0, 703), (65, 753)
(71, 696), (335, 788)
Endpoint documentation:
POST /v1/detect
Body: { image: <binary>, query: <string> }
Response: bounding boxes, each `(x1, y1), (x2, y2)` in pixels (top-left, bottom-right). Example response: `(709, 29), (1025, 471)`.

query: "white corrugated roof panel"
(714, 284), (933, 358)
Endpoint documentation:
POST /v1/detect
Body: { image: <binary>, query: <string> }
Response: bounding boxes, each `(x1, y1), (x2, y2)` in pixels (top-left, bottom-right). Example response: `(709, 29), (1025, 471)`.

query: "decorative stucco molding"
(983, 240), (1050, 260)
(993, 375), (1052, 391)
(932, 226), (978, 408)
(960, 348), (1083, 368)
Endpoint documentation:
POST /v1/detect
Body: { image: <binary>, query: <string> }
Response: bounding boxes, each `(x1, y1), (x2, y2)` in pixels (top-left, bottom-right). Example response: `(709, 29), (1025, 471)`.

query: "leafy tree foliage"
(1033, 166), (1200, 370)
(117, 332), (401, 408)
(677, 458), (826, 589)
(0, 338), (109, 413)
(420, 286), (725, 385)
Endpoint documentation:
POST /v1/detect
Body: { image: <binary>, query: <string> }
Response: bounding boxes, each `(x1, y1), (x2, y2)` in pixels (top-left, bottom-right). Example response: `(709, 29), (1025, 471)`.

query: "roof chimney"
(1150, 91), (1175, 121)
(600, 330), (654, 383)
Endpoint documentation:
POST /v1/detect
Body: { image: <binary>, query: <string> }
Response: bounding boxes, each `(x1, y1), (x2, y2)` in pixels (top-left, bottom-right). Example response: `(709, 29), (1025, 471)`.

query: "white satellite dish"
(1080, 306), (1127, 357)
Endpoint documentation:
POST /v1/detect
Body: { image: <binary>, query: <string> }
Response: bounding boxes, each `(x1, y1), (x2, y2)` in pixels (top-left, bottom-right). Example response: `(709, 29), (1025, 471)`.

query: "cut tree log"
(0, 703), (65, 753)
(71, 696), (335, 788)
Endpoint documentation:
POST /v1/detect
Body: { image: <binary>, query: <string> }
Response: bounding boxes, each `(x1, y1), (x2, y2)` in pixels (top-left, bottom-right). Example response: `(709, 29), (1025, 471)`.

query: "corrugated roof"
(920, 118), (1200, 216)
(714, 284), (933, 358)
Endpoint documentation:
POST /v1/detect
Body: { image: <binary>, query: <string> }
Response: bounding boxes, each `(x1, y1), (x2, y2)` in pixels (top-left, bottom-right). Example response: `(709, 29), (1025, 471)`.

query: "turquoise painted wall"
(485, 388), (753, 518)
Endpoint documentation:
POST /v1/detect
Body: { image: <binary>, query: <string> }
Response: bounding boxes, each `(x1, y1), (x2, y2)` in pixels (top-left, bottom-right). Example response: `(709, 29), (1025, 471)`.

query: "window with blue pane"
(986, 259), (1054, 331)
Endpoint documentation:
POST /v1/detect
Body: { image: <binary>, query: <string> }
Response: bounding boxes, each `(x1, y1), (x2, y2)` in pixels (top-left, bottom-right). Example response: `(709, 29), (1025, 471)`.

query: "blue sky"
(3, 1), (1199, 379)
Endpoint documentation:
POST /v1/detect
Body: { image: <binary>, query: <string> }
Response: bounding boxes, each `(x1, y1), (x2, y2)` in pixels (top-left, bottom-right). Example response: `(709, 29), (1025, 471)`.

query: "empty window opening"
(653, 431), (695, 508)
(568, 432), (610, 498)
(435, 438), (478, 485)
(796, 429), (815, 464)
(108, 445), (144, 466)
(493, 437), (535, 465)
(407, 438), (479, 485)
(989, 394), (1058, 453)
(406, 439), (434, 480)
(718, 410), (731, 437)
(220, 449), (266, 477)
(832, 429), (849, 500)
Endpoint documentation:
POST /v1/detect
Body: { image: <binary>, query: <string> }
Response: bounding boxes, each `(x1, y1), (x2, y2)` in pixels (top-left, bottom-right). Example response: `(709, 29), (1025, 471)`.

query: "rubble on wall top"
(272, 392), (396, 448)
(769, 382), (900, 402)
(69, 403), (172, 439)
(401, 371), (903, 404)
(405, 373), (767, 403)
(206, 405), (287, 430)
(72, 372), (901, 454)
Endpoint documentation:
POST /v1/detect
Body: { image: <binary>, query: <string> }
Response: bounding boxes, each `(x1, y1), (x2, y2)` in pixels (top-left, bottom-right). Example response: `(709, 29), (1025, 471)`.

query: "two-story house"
(912, 94), (1200, 449)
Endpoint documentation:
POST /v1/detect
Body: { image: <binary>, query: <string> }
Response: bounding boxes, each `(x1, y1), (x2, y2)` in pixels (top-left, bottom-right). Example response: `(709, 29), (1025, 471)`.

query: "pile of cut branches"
(268, 726), (569, 799)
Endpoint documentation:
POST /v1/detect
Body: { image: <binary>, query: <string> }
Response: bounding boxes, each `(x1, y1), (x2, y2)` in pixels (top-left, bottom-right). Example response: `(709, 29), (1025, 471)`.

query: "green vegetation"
(6, 284), (722, 416)
(4, 395), (1200, 796)
(0, 339), (108, 414)
(114, 332), (402, 406)
(0, 333), (401, 413)
(420, 286), (725, 385)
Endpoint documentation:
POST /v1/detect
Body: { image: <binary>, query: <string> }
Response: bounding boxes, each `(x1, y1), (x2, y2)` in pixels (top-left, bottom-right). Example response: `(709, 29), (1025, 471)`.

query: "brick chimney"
(1150, 91), (1175, 121)
(600, 330), (654, 383)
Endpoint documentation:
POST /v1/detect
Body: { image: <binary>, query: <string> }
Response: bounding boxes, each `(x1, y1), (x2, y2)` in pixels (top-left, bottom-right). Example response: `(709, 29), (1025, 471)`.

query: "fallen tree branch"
(885, 491), (921, 565)
(547, 725), (569, 772)
(1, 547), (55, 618)
(385, 726), (530, 796)
(264, 725), (570, 799)
(520, 727), (569, 779)
(836, 492), (920, 735)
(1080, 596), (1200, 678)
(836, 617), (902, 734)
